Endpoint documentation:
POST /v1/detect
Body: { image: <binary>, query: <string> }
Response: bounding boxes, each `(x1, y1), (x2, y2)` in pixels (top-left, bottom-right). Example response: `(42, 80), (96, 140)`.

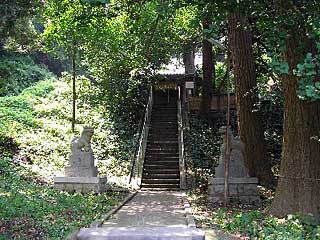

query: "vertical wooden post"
(224, 61), (231, 208)
(71, 48), (76, 133)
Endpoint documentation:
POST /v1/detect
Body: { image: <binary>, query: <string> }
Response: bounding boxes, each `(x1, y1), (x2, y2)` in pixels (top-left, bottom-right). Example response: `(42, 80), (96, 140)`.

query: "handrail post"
(129, 86), (153, 189)
(178, 98), (187, 189)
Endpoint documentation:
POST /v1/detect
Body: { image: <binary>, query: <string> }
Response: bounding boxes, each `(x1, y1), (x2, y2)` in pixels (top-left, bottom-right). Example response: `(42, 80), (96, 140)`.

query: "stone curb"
(90, 191), (138, 228)
(181, 192), (197, 228)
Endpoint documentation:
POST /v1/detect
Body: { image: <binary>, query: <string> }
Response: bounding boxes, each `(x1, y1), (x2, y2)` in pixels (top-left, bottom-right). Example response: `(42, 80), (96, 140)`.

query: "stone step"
(145, 154), (179, 158)
(147, 145), (178, 149)
(148, 134), (178, 137)
(151, 116), (177, 119)
(148, 133), (178, 137)
(150, 125), (178, 129)
(153, 105), (177, 109)
(146, 149), (178, 153)
(151, 116), (177, 120)
(148, 139), (178, 143)
(143, 169), (180, 174)
(150, 129), (177, 133)
(144, 158), (179, 163)
(146, 154), (178, 158)
(77, 226), (205, 240)
(151, 114), (177, 118)
(152, 109), (177, 112)
(143, 173), (180, 179)
(145, 153), (179, 157)
(149, 127), (178, 130)
(145, 157), (179, 161)
(150, 128), (177, 132)
(146, 146), (178, 151)
(147, 141), (178, 144)
(141, 183), (180, 189)
(151, 121), (177, 124)
(144, 161), (179, 166)
(142, 179), (180, 184)
(146, 145), (178, 149)
(144, 163), (179, 169)
(145, 155), (179, 160)
(148, 131), (178, 135)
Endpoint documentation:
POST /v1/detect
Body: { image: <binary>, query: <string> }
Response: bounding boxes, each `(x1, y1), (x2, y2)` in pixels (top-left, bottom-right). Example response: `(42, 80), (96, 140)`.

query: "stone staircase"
(141, 90), (180, 189)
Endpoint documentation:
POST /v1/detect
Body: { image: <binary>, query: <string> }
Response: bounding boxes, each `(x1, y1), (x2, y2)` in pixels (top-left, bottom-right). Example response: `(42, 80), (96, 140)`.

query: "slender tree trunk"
(270, 2), (320, 217)
(183, 45), (195, 74)
(72, 49), (76, 133)
(228, 11), (272, 184)
(201, 18), (213, 114)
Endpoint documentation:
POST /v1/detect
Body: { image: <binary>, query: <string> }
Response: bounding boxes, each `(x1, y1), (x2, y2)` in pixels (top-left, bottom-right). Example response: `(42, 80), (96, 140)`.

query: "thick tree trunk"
(201, 19), (213, 114)
(228, 11), (272, 184)
(270, 4), (320, 216)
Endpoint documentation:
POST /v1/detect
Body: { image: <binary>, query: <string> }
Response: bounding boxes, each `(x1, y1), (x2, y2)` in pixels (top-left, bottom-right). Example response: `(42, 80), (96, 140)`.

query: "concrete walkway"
(77, 190), (205, 240)
(102, 191), (187, 227)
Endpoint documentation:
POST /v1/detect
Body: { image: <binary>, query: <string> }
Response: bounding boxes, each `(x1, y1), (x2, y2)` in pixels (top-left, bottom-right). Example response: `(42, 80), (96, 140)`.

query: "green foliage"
(43, 0), (200, 123)
(0, 72), (138, 182)
(0, 156), (124, 239)
(0, 54), (55, 96)
(295, 52), (320, 100)
(187, 116), (220, 172)
(189, 190), (320, 240)
(211, 209), (320, 239)
(0, 0), (41, 43)
(186, 115), (221, 188)
(269, 57), (289, 75)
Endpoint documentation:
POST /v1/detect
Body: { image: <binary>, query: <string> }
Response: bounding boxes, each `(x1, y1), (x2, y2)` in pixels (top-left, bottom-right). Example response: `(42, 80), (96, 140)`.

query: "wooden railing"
(177, 98), (187, 189)
(129, 86), (153, 189)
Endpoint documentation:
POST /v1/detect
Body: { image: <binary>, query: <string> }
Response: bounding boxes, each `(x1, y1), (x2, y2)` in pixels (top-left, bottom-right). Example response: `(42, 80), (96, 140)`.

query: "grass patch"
(187, 190), (320, 240)
(0, 156), (126, 239)
(0, 54), (55, 97)
(0, 75), (136, 183)
(0, 63), (138, 238)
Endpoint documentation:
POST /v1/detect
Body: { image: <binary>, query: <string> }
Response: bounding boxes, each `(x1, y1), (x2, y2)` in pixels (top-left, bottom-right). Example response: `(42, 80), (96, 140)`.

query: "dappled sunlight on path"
(102, 191), (187, 227)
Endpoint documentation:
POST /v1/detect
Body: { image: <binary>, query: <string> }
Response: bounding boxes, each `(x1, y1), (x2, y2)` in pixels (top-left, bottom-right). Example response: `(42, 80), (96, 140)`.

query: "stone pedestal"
(54, 127), (107, 193)
(208, 126), (261, 205)
(208, 177), (261, 205)
(54, 176), (107, 193)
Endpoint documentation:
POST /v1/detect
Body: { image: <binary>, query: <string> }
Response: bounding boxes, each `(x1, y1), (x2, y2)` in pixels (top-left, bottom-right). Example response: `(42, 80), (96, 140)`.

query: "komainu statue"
(215, 126), (249, 178)
(68, 126), (95, 169)
(54, 126), (107, 193)
(71, 126), (94, 154)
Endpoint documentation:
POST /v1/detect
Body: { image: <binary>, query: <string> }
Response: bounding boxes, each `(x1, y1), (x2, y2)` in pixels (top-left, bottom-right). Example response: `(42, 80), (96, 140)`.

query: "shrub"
(0, 54), (55, 96)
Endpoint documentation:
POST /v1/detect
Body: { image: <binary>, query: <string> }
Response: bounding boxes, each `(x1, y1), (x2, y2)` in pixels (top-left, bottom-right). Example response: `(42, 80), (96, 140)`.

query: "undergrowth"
(185, 115), (221, 189)
(0, 62), (137, 238)
(0, 155), (125, 239)
(188, 191), (320, 240)
(0, 54), (55, 96)
(0, 74), (137, 183)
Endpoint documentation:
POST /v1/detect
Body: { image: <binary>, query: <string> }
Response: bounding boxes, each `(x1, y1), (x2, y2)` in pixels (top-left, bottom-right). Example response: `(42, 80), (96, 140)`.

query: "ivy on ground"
(187, 191), (320, 240)
(0, 156), (125, 240)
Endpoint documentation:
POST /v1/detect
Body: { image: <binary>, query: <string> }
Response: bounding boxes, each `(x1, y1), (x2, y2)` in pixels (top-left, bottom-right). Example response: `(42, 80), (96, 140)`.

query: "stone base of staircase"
(77, 226), (204, 240)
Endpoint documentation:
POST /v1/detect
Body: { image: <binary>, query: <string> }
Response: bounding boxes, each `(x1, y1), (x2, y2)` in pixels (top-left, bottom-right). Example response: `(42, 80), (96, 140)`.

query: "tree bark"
(228, 11), (273, 185)
(201, 18), (213, 114)
(183, 45), (195, 74)
(270, 2), (320, 217)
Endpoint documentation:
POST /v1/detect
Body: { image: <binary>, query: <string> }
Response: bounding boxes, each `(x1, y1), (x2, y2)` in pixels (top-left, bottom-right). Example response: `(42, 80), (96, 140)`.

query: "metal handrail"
(129, 86), (153, 188)
(178, 98), (187, 189)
